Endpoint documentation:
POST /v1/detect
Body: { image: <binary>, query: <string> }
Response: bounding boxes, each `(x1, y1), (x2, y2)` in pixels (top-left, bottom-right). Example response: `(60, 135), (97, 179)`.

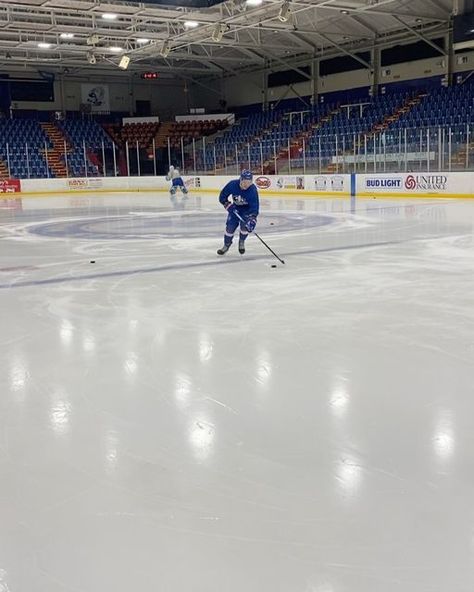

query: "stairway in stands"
(40, 123), (70, 177)
(372, 91), (427, 133)
(264, 107), (342, 174)
(0, 158), (9, 178)
(236, 111), (286, 169)
(154, 122), (173, 148)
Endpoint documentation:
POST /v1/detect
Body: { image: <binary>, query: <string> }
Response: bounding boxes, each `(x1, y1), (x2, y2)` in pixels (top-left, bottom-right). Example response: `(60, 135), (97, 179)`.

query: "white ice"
(0, 191), (473, 592)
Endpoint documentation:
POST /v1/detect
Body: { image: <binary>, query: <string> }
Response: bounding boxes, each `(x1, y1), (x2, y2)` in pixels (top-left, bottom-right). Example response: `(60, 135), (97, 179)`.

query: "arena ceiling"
(0, 0), (454, 81)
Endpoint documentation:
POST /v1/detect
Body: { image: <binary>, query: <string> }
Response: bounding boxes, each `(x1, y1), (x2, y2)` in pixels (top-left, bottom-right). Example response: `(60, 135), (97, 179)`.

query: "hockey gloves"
(245, 216), (257, 233)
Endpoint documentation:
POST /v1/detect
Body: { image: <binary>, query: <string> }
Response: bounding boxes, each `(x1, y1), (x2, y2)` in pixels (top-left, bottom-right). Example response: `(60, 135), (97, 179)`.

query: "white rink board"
(10, 171), (474, 198)
(18, 174), (352, 196)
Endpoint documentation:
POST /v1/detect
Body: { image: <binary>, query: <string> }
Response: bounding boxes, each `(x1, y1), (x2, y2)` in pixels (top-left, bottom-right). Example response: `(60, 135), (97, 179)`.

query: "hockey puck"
(270, 222), (274, 225)
(271, 264), (277, 268)
(90, 260), (96, 264)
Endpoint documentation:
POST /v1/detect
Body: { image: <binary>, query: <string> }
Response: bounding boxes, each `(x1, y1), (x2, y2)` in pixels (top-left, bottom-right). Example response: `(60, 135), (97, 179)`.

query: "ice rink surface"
(1, 191), (473, 592)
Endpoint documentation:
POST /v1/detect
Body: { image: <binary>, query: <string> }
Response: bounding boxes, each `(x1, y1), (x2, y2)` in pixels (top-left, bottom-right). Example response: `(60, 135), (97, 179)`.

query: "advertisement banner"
(275, 176), (305, 190)
(233, 174), (350, 194)
(184, 176), (201, 189)
(0, 179), (21, 193)
(254, 176), (273, 190)
(314, 175), (346, 192)
(80, 84), (110, 112)
(357, 173), (455, 196)
(67, 178), (104, 191)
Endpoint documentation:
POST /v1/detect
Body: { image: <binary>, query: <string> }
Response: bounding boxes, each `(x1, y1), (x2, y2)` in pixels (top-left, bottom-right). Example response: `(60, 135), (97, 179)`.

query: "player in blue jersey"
(217, 169), (259, 256)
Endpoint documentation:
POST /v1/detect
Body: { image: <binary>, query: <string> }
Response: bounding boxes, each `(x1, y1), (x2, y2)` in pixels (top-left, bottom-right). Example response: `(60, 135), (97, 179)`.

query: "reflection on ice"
(189, 416), (215, 461)
(335, 454), (363, 501)
(49, 390), (71, 436)
(433, 409), (455, 461)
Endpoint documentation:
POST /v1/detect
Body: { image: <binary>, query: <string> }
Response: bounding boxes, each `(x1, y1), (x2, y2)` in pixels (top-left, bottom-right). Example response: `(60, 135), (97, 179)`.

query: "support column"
(371, 43), (380, 97)
(311, 56), (319, 106)
(447, 28), (454, 87)
(263, 61), (269, 111)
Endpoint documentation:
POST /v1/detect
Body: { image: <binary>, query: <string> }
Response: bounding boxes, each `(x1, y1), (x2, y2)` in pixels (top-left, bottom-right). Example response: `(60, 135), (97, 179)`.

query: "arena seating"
(189, 81), (474, 173)
(104, 121), (159, 149)
(0, 82), (473, 179)
(0, 119), (53, 178)
(60, 119), (114, 176)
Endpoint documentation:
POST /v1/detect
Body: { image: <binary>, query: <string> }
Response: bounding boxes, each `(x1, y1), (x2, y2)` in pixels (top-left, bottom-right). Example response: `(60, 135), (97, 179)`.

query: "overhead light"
(160, 40), (170, 58)
(109, 46), (123, 53)
(119, 55), (130, 70)
(136, 38), (150, 44)
(212, 23), (226, 42)
(246, 0), (263, 5)
(277, 1), (290, 22)
(38, 42), (52, 49)
(87, 34), (100, 45)
(184, 20), (199, 28)
(340, 9), (349, 14)
(60, 33), (74, 39)
(87, 52), (97, 64)
(102, 13), (118, 20)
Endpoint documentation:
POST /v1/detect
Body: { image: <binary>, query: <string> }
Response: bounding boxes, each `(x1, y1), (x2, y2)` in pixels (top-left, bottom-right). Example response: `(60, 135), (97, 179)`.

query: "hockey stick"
(234, 210), (285, 265)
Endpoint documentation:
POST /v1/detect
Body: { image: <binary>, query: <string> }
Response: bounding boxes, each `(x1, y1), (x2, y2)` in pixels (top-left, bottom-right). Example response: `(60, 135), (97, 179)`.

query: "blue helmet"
(240, 169), (253, 181)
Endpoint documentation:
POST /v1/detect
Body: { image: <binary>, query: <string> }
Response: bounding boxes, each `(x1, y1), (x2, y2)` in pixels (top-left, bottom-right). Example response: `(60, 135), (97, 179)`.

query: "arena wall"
(1, 173), (473, 199)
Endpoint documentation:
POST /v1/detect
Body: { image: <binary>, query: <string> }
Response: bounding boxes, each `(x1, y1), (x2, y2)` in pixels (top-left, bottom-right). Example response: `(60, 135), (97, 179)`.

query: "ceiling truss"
(0, 0), (452, 82)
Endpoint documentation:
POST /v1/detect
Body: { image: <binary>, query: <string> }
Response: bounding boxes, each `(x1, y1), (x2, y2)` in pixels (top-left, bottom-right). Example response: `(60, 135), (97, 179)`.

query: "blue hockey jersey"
(219, 180), (259, 217)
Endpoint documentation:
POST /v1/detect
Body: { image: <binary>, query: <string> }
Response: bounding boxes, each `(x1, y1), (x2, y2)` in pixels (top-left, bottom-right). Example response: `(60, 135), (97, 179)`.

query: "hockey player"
(166, 165), (188, 197)
(217, 169), (259, 256)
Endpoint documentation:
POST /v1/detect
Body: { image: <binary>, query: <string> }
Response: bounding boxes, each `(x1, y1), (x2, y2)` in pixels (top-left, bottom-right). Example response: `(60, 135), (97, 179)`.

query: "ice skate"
(217, 244), (230, 255)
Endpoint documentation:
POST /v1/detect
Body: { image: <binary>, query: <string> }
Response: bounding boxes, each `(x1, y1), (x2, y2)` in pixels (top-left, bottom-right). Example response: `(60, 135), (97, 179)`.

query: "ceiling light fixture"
(212, 23), (226, 42)
(109, 46), (123, 52)
(246, 0), (263, 5)
(136, 38), (150, 44)
(184, 20), (199, 28)
(278, 1), (291, 22)
(340, 9), (349, 14)
(102, 13), (118, 20)
(160, 40), (171, 58)
(60, 33), (74, 39)
(38, 42), (52, 49)
(119, 55), (130, 70)
(87, 34), (100, 45)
